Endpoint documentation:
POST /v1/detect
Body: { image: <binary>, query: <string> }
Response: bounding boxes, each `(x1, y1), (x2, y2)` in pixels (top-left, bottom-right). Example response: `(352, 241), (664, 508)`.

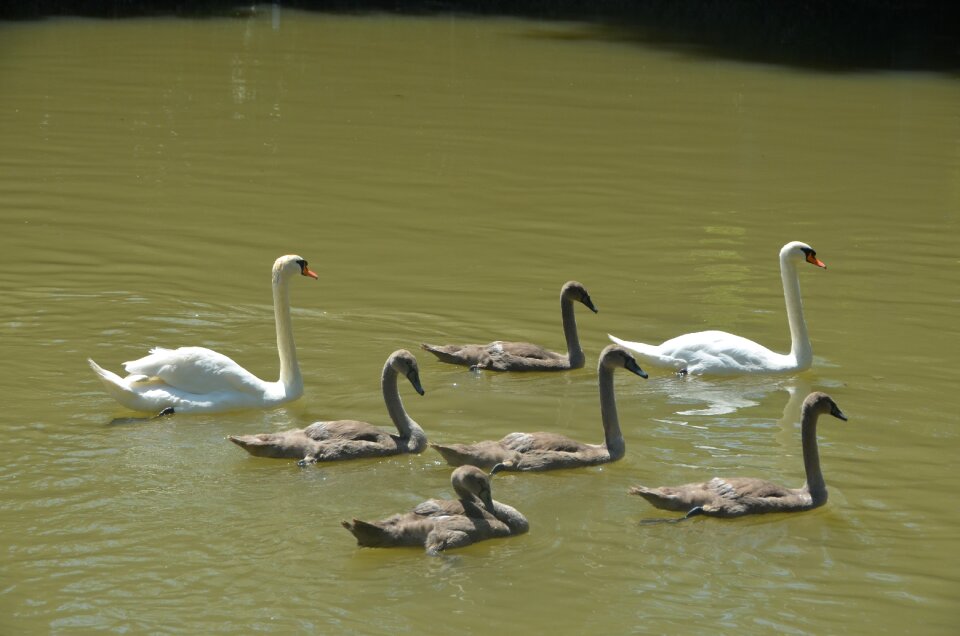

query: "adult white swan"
(88, 254), (317, 414)
(608, 241), (826, 375)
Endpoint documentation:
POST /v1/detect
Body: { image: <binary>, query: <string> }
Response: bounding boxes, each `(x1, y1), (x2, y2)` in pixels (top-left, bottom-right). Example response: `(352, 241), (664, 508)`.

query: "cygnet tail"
(227, 435), (254, 450)
(419, 343), (471, 366)
(628, 485), (693, 512)
(429, 443), (473, 467)
(341, 519), (393, 547)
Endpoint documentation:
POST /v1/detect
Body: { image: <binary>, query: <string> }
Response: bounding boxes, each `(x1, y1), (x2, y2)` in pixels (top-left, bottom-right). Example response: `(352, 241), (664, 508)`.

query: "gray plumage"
(341, 466), (529, 555)
(431, 345), (647, 471)
(631, 392), (847, 518)
(228, 350), (426, 466)
(421, 281), (597, 371)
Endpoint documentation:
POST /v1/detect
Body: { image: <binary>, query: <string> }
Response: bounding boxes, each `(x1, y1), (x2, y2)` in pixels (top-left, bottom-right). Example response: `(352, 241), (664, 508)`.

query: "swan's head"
(803, 392), (847, 422)
(782, 242), (826, 269)
(451, 465), (495, 511)
(388, 349), (425, 396)
(599, 344), (648, 378)
(561, 280), (598, 313)
(273, 254), (319, 283)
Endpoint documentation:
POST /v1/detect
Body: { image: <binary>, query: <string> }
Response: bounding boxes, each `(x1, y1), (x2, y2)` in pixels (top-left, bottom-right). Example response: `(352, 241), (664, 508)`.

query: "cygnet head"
(388, 349), (425, 396)
(451, 465), (495, 511)
(803, 391), (847, 421)
(561, 280), (598, 313)
(599, 344), (648, 378)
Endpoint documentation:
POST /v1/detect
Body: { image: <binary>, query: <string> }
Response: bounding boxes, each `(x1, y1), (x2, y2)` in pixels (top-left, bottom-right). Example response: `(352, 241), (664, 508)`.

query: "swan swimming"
(88, 254), (316, 415)
(630, 392), (847, 519)
(609, 241), (826, 375)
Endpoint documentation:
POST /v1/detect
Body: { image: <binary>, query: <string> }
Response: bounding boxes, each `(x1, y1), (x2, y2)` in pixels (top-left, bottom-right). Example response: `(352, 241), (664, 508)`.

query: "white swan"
(609, 241), (826, 375)
(88, 254), (317, 414)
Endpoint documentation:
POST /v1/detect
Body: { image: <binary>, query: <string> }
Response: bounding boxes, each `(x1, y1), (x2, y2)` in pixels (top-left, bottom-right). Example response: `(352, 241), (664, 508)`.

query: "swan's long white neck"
(561, 295), (584, 368)
(273, 272), (302, 395)
(801, 404), (826, 505)
(780, 250), (812, 369)
(598, 363), (624, 461)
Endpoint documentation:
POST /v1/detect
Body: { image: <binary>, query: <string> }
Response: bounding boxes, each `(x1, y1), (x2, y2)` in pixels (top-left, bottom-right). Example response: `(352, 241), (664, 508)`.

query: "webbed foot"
(684, 506), (705, 519)
(638, 506), (705, 525)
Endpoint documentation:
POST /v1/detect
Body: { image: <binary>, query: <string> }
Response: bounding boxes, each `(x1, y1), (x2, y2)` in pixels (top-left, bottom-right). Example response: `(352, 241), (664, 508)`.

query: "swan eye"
(297, 259), (308, 270)
(799, 247), (814, 257)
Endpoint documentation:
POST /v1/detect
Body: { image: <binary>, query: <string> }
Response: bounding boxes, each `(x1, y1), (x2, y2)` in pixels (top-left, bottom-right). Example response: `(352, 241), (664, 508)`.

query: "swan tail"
(607, 334), (660, 356)
(607, 334), (686, 371)
(88, 358), (130, 392)
(88, 358), (167, 412)
(88, 358), (139, 407)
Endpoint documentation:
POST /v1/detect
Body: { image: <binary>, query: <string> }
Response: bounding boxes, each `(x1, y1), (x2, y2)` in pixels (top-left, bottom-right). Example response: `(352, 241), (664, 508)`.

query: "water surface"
(1, 11), (958, 635)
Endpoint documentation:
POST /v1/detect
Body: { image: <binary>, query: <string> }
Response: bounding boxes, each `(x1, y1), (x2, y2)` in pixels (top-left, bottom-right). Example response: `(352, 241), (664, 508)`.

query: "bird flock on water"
(89, 242), (847, 554)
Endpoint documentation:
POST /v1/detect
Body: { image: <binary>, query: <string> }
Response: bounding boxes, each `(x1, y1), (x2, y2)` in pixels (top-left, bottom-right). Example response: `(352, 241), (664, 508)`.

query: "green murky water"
(1, 10), (957, 634)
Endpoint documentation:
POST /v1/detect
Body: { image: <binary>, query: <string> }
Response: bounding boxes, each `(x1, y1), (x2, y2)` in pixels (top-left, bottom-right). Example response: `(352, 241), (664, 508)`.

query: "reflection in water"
(773, 376), (814, 451)
(654, 373), (811, 418)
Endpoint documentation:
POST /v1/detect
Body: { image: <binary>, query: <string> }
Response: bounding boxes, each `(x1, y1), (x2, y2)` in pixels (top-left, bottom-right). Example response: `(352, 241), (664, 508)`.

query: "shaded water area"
(1, 9), (958, 634)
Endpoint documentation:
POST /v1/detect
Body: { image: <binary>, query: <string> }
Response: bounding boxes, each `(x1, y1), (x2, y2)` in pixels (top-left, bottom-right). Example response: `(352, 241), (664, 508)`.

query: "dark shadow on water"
(107, 407), (175, 426)
(2, 1), (958, 74)
(638, 516), (689, 526)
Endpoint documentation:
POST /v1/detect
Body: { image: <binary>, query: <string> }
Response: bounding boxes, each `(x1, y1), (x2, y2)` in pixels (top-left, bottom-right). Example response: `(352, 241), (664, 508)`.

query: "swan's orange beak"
(806, 253), (826, 269)
(302, 266), (319, 279)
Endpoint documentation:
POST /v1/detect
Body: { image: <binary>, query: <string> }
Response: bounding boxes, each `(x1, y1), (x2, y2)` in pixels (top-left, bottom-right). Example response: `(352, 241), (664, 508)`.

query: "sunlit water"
(1, 10), (958, 634)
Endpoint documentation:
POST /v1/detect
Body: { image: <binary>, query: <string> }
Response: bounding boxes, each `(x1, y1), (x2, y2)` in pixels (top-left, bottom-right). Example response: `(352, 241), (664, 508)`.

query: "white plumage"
(609, 241), (826, 375)
(88, 254), (317, 414)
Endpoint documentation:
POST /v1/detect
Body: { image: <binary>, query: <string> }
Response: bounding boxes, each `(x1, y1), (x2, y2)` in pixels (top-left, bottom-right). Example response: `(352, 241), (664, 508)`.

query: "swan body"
(88, 254), (317, 414)
(630, 392), (847, 518)
(421, 281), (597, 371)
(342, 465), (528, 555)
(228, 350), (426, 465)
(609, 241), (826, 375)
(431, 345), (647, 471)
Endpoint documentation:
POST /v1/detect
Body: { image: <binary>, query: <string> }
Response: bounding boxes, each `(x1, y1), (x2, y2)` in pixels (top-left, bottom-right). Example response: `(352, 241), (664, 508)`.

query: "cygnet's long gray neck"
(598, 363), (624, 461)
(801, 404), (826, 505)
(561, 295), (584, 368)
(382, 362), (424, 449)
